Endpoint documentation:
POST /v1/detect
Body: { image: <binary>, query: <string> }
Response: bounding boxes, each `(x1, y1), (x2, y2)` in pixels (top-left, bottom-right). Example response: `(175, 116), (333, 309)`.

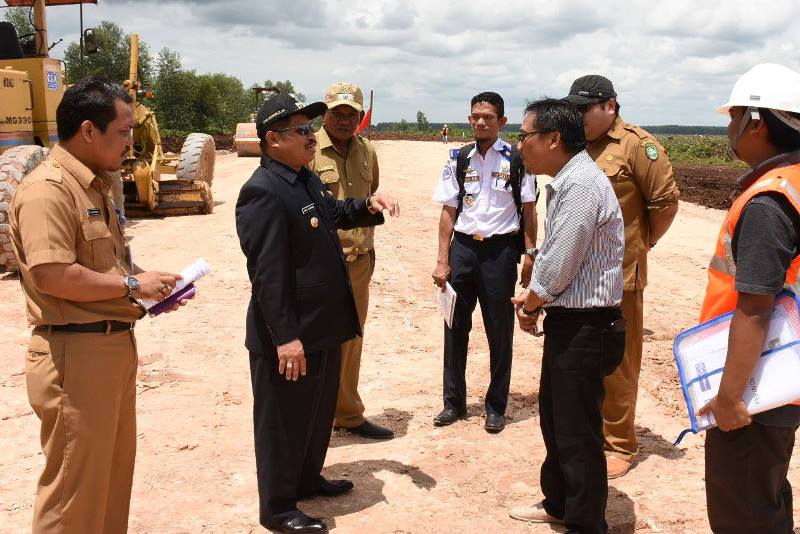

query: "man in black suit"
(236, 92), (400, 533)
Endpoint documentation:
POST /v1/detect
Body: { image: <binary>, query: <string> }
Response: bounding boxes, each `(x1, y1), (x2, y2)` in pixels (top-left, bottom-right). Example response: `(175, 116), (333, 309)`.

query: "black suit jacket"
(236, 155), (384, 355)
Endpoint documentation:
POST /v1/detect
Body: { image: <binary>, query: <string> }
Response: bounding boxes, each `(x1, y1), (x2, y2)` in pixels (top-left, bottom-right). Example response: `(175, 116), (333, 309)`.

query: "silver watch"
(525, 247), (539, 259)
(123, 275), (140, 297)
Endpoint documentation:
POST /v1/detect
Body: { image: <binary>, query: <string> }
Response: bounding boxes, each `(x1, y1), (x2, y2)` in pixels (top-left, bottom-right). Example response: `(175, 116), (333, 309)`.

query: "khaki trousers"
(602, 289), (643, 462)
(26, 328), (138, 534)
(335, 251), (374, 428)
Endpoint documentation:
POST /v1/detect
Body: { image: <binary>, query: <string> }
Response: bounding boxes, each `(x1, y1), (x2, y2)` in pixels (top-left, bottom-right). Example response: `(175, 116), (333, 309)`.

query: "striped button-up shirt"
(528, 150), (624, 308)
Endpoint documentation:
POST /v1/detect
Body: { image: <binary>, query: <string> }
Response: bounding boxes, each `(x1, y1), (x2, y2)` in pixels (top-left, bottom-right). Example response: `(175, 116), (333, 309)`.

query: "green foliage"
(659, 135), (744, 166)
(63, 21), (153, 85)
(150, 48), (251, 134)
(3, 7), (34, 37)
(256, 80), (305, 104)
(416, 110), (429, 130)
(398, 118), (409, 131)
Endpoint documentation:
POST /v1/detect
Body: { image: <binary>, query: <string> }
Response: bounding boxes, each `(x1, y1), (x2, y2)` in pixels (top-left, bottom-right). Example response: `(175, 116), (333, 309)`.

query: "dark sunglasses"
(271, 122), (315, 137)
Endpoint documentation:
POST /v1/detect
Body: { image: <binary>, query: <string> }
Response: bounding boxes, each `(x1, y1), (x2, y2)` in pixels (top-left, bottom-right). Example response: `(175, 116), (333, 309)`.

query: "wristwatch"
(123, 275), (140, 297)
(525, 247), (539, 259)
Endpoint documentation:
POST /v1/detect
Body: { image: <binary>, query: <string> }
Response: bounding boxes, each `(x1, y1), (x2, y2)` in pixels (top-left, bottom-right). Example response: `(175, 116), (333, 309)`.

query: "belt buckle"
(472, 234), (484, 241)
(346, 254), (358, 262)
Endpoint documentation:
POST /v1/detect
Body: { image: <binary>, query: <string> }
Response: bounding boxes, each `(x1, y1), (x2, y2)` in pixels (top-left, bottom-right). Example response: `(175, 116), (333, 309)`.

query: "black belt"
(545, 306), (619, 315)
(48, 321), (135, 333)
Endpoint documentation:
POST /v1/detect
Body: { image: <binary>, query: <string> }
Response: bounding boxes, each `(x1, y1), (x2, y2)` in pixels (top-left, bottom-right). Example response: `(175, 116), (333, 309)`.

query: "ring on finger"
(286, 361), (294, 369)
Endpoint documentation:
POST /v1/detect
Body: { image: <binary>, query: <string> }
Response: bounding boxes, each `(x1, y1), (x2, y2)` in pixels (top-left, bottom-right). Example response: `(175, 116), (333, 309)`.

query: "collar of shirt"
(589, 115), (624, 149)
(737, 149), (800, 190)
(549, 150), (592, 192)
(469, 137), (508, 160)
(260, 154), (305, 184)
(49, 143), (108, 190)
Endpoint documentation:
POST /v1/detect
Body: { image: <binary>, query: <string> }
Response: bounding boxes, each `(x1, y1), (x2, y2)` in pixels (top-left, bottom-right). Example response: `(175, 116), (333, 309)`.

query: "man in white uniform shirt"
(431, 91), (538, 433)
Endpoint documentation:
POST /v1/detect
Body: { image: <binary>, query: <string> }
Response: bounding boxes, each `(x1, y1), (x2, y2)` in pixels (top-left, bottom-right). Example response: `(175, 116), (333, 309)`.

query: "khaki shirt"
(309, 127), (379, 256)
(587, 116), (680, 290)
(9, 144), (144, 325)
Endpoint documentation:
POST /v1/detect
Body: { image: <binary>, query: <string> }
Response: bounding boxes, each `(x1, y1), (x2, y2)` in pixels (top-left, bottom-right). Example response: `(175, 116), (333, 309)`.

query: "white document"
(674, 292), (800, 432)
(139, 257), (211, 310)
(437, 282), (457, 329)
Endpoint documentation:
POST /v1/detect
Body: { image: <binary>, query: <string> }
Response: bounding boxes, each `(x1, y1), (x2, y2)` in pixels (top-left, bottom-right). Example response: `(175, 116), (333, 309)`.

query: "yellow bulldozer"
(233, 86), (278, 157)
(0, 0), (71, 270)
(0, 1), (215, 270)
(120, 33), (215, 216)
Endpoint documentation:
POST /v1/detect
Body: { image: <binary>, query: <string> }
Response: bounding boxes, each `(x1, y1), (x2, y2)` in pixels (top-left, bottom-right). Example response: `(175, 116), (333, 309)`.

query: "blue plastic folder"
(673, 291), (800, 443)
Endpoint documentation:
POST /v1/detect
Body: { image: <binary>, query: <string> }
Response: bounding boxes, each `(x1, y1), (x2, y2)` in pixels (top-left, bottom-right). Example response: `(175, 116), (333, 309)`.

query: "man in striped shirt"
(508, 98), (625, 534)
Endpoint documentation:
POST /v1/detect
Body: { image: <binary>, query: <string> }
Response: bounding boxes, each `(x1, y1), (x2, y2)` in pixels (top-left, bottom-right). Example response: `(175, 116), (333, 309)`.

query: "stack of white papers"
(673, 291), (800, 433)
(437, 282), (457, 329)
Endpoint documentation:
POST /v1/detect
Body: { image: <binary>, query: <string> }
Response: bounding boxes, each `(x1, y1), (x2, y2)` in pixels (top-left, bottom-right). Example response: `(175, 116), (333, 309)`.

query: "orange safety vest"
(700, 163), (800, 408)
(700, 163), (800, 322)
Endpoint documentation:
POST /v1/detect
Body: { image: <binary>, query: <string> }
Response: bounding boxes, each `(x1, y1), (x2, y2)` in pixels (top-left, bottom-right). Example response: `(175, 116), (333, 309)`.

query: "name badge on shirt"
(301, 203), (316, 215)
(87, 207), (101, 217)
(464, 174), (480, 184)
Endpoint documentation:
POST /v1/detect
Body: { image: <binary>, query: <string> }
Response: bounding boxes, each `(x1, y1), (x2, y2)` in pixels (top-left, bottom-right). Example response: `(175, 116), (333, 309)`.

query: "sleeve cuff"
(26, 249), (76, 269)
(527, 277), (556, 303)
(434, 198), (459, 208)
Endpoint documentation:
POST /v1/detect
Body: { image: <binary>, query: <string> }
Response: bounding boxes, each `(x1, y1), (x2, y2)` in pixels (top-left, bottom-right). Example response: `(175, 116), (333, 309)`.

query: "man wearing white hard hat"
(697, 63), (800, 533)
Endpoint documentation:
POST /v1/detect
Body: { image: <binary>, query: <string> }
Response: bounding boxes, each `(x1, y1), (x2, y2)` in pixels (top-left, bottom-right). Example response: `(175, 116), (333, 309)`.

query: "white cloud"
(40, 0), (800, 125)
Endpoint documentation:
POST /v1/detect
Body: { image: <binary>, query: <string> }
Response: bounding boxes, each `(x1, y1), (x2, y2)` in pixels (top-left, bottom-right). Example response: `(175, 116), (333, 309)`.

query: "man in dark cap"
(564, 75), (680, 479)
(236, 92), (399, 533)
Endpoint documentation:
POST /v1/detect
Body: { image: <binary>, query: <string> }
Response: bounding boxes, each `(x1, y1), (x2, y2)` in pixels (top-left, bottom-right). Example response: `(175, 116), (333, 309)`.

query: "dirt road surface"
(1, 141), (798, 533)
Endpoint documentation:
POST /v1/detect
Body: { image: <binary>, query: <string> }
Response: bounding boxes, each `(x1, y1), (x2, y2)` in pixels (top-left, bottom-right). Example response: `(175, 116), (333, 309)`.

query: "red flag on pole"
(356, 107), (372, 134)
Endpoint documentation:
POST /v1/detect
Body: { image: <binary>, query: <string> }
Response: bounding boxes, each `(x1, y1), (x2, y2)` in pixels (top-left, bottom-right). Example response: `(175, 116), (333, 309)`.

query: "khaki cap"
(324, 82), (364, 112)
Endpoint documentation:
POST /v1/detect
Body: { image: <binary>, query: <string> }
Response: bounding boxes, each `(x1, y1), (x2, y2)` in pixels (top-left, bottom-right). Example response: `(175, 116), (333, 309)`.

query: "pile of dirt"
(672, 164), (741, 210)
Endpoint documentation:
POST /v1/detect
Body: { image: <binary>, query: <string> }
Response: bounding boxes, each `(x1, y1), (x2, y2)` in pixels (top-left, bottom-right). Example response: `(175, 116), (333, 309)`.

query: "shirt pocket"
(318, 169), (340, 196)
(78, 219), (116, 270)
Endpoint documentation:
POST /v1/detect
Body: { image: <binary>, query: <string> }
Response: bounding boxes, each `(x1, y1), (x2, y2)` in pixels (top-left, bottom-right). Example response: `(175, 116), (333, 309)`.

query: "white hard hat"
(719, 63), (800, 115)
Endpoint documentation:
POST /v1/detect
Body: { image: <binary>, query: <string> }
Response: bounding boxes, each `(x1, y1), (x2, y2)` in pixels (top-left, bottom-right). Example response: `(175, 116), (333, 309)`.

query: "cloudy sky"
(41, 0), (800, 126)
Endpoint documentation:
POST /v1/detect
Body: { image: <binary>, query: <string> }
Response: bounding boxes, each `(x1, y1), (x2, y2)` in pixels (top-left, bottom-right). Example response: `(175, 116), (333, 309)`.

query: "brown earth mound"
(672, 164), (741, 210)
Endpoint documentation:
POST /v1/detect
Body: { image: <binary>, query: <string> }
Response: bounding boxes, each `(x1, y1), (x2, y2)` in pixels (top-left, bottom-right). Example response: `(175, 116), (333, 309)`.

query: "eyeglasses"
(271, 122), (315, 137)
(517, 130), (551, 143)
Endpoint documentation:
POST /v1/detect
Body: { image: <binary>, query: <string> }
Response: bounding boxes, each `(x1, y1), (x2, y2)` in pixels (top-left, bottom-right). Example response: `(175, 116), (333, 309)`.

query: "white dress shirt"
(432, 138), (536, 237)
(528, 150), (624, 308)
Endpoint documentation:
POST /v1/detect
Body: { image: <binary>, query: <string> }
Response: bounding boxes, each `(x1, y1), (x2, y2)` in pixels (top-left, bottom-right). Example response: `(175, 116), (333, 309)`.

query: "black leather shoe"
(269, 510), (327, 533)
(484, 413), (505, 433)
(337, 420), (394, 439)
(433, 408), (466, 426)
(298, 476), (354, 499)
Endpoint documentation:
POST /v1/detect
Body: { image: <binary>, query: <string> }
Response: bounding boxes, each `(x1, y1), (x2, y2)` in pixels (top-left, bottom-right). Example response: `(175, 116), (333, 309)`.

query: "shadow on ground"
(301, 459), (437, 526)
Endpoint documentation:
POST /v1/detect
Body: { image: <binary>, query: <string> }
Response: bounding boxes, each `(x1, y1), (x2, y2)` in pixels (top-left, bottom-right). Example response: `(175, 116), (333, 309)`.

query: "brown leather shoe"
(509, 503), (564, 524)
(606, 454), (633, 479)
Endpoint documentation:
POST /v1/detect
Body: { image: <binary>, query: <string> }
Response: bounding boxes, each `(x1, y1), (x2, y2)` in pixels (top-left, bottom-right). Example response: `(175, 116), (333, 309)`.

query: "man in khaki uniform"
(10, 77), (188, 533)
(308, 82), (394, 439)
(565, 75), (680, 478)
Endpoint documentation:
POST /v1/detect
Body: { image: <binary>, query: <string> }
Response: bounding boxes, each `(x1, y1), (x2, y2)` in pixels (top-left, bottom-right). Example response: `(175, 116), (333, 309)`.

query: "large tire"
(0, 145), (48, 271)
(176, 133), (215, 185)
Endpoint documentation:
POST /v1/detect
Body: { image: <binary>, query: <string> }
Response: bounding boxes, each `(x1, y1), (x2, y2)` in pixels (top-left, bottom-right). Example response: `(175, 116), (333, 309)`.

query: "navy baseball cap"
(563, 75), (617, 105)
(256, 92), (326, 139)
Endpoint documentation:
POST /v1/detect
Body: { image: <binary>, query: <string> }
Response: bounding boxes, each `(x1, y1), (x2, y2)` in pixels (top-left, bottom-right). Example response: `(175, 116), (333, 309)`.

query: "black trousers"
(443, 232), (518, 416)
(249, 347), (341, 527)
(539, 307), (625, 534)
(706, 422), (797, 533)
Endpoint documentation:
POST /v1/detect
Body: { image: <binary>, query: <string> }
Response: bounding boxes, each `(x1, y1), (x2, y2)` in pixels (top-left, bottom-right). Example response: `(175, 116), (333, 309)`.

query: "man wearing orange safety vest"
(698, 63), (800, 533)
